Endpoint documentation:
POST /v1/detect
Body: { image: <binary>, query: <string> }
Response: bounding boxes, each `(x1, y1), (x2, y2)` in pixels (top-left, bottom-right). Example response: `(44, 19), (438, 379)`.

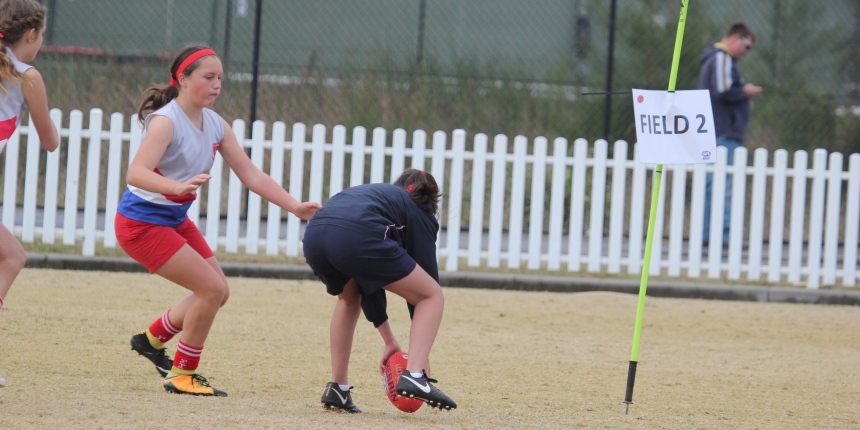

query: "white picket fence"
(2, 108), (859, 289)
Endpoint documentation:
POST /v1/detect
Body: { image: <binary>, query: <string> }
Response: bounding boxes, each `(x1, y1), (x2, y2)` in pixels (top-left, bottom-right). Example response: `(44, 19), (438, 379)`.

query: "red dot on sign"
(637, 95), (644, 103)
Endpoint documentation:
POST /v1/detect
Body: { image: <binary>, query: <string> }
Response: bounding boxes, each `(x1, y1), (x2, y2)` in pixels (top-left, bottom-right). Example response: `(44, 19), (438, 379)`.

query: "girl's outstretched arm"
(20, 68), (58, 152)
(217, 117), (320, 220)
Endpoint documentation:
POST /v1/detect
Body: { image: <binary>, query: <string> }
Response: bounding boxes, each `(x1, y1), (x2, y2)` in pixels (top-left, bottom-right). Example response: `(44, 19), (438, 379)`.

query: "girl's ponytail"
(137, 85), (179, 124)
(0, 53), (19, 97)
(394, 169), (442, 216)
(0, 0), (47, 97)
(136, 44), (212, 123)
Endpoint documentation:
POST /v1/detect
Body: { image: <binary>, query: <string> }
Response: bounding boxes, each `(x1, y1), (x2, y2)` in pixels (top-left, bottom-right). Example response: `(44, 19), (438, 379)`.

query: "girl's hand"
(379, 341), (402, 373)
(293, 201), (322, 220)
(174, 174), (212, 195)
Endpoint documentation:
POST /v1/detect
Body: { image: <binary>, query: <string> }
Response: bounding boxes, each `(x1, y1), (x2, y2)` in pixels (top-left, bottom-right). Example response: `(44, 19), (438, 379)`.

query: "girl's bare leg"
(383, 265), (443, 374)
(154, 246), (228, 346)
(162, 256), (229, 329)
(330, 279), (361, 384)
(0, 224), (27, 300)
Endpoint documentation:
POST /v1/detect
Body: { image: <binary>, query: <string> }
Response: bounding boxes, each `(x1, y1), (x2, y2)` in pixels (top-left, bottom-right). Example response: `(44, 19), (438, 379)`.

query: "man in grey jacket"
(698, 22), (762, 245)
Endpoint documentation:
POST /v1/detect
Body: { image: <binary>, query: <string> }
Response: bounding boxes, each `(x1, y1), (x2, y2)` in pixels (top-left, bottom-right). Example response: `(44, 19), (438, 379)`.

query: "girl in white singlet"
(119, 45), (320, 396)
(0, 0), (59, 388)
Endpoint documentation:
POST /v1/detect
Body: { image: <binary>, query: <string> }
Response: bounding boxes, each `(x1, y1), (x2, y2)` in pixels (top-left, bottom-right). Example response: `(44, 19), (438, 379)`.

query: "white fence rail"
(2, 108), (859, 289)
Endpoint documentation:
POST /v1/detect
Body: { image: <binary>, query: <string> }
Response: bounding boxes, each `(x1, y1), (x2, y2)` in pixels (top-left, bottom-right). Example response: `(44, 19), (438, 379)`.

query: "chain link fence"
(33, 0), (860, 154)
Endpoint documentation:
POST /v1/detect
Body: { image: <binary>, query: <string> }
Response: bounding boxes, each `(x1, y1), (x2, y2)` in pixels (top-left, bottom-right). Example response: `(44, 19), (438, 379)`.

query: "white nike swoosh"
(401, 375), (431, 393)
(156, 365), (170, 374)
(331, 388), (349, 404)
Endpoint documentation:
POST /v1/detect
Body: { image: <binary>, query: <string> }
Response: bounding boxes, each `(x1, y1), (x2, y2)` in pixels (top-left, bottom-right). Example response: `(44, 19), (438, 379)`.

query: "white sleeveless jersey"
(118, 100), (224, 227)
(0, 48), (33, 154)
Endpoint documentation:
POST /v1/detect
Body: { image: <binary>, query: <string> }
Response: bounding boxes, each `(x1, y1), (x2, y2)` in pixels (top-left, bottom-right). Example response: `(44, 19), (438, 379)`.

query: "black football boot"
(130, 331), (173, 377)
(321, 382), (362, 413)
(395, 371), (457, 410)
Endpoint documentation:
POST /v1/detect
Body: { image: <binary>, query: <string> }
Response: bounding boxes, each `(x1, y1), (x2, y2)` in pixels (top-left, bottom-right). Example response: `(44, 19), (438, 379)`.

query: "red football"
(381, 352), (424, 413)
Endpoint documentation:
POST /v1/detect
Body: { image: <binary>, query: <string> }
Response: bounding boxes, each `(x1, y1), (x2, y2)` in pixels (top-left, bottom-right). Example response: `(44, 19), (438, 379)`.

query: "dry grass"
(1, 269), (859, 429)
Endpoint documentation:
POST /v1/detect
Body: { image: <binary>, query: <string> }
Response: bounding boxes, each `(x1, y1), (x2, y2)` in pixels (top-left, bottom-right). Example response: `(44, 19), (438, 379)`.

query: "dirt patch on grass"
(0, 269), (858, 429)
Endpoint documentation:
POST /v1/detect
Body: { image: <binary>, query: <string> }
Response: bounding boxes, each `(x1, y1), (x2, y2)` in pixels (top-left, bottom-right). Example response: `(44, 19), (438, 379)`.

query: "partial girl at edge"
(0, 0), (60, 388)
(119, 45), (320, 396)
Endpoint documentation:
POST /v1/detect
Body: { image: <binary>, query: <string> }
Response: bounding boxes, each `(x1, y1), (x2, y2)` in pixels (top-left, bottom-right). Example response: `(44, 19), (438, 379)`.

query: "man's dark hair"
(725, 22), (754, 42)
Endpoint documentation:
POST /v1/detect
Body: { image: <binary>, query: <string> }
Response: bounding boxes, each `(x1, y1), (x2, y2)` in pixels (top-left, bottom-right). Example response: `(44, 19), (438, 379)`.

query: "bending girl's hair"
(137, 44), (213, 122)
(0, 0), (47, 97)
(394, 169), (442, 216)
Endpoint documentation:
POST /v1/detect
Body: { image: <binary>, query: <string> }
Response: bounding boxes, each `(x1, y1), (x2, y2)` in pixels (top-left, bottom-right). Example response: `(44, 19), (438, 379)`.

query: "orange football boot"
(163, 373), (227, 396)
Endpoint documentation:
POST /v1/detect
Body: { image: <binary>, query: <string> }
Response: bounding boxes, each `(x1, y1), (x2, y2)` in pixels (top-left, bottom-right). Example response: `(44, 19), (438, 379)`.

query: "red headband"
(170, 48), (217, 87)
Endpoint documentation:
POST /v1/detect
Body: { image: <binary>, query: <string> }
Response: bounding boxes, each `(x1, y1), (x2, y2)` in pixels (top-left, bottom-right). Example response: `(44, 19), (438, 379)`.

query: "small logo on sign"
(702, 151), (711, 160)
(637, 95), (644, 103)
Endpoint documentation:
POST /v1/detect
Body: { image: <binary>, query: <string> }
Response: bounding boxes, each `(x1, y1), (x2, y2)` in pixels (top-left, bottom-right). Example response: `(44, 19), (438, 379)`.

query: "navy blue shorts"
(303, 224), (417, 296)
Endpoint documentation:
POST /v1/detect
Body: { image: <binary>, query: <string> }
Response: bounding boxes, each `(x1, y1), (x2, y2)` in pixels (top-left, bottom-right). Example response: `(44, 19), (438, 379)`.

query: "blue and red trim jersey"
(118, 100), (224, 227)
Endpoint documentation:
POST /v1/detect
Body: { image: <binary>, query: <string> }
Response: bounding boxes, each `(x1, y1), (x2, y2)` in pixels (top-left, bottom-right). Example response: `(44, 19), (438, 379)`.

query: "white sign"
(632, 89), (716, 164)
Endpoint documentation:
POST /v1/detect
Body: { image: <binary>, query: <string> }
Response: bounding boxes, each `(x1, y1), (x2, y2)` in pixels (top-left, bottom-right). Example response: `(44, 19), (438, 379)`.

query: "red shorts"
(115, 213), (214, 273)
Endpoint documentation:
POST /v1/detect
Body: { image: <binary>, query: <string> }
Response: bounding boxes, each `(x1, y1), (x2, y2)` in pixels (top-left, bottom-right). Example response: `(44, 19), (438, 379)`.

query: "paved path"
(24, 252), (860, 306)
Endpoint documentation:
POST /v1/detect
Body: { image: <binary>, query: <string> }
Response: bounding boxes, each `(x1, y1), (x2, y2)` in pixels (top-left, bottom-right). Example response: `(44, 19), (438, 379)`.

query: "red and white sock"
(0, 296), (4, 310)
(148, 310), (181, 343)
(173, 340), (204, 372)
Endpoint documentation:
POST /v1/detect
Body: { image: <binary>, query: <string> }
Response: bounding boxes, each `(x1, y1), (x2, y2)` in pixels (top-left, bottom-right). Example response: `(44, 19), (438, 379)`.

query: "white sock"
(338, 384), (350, 391)
(410, 372), (423, 378)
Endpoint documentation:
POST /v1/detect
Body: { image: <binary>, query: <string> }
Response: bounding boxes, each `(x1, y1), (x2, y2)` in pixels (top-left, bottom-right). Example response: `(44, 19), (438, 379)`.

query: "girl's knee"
(214, 278), (229, 302)
(1, 242), (27, 270)
(220, 284), (230, 307)
(198, 278), (228, 306)
(338, 291), (360, 308)
(412, 285), (444, 307)
(338, 280), (361, 308)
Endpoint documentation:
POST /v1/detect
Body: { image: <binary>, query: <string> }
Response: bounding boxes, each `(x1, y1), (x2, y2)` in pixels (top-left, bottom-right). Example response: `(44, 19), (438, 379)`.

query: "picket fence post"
(767, 150), (789, 283)
(22, 114), (41, 243)
(747, 148), (769, 281)
(103, 112), (124, 248)
(527, 136), (548, 270)
(787, 151), (809, 284)
(42, 109), (63, 244)
(806, 149), (828, 289)
(225, 119), (245, 254)
(486, 135), (507, 269)
(467, 133), (488, 268)
(82, 108), (103, 256)
(445, 130), (466, 271)
(285, 122), (306, 256)
(266, 121), (287, 255)
(507, 136), (527, 269)
(62, 111), (83, 245)
(587, 139), (607, 273)
(547, 138), (568, 271)
(245, 120), (266, 254)
(822, 152), (843, 286)
(728, 147), (748, 280)
(567, 138), (587, 272)
(606, 140), (626, 274)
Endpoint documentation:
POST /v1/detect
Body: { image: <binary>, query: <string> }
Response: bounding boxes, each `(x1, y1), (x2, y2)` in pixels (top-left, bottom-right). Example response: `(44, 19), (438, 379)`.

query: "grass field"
(1, 268), (858, 429)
